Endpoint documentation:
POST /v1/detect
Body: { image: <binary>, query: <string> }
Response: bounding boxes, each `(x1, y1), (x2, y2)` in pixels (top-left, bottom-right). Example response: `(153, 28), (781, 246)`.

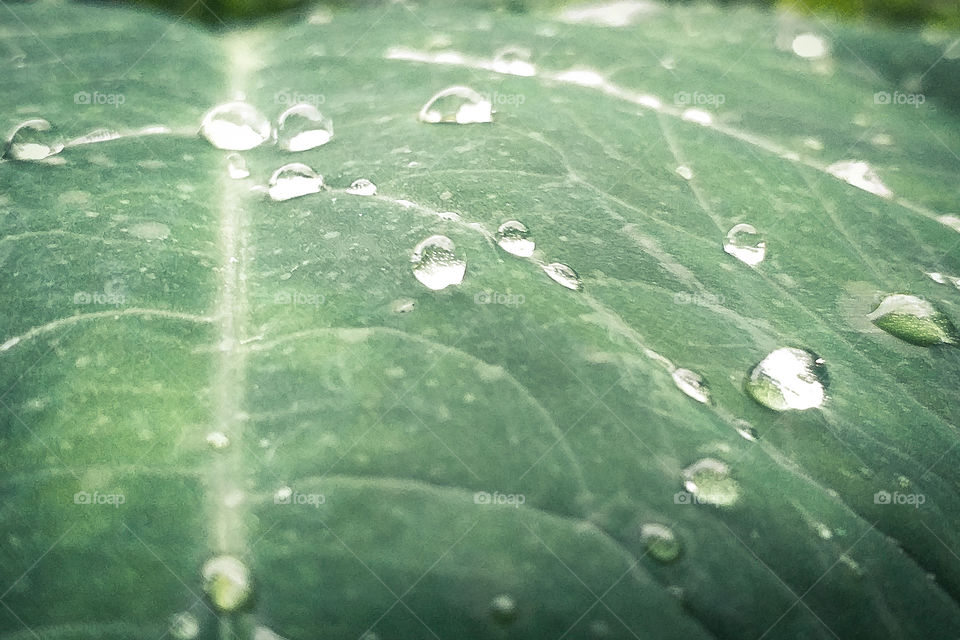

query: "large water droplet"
(419, 86), (493, 124)
(168, 611), (200, 640)
(411, 235), (466, 290)
(206, 431), (230, 449)
(496, 220), (535, 257)
(346, 178), (377, 196)
(492, 46), (536, 76)
(201, 555), (252, 612)
(543, 262), (583, 291)
(746, 347), (828, 411)
(640, 523), (682, 562)
(671, 368), (710, 404)
(276, 103), (334, 151)
(489, 594), (519, 625)
(723, 223), (766, 266)
(867, 294), (960, 346)
(792, 33), (828, 59)
(199, 102), (271, 151)
(682, 458), (740, 507)
(226, 153), (249, 179)
(268, 163), (323, 201)
(3, 119), (64, 161)
(826, 160), (893, 198)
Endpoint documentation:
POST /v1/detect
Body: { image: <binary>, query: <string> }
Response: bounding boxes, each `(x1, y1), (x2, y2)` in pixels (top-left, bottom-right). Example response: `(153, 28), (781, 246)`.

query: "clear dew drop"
(792, 33), (828, 59)
(723, 223), (766, 266)
(681, 108), (713, 126)
(168, 611), (200, 640)
(492, 46), (536, 76)
(206, 431), (230, 449)
(496, 220), (535, 257)
(489, 593), (519, 625)
(671, 368), (710, 404)
(226, 153), (249, 179)
(346, 178), (377, 196)
(410, 235), (466, 290)
(419, 86), (493, 124)
(682, 458), (740, 507)
(276, 103), (334, 151)
(675, 165), (693, 180)
(640, 523), (682, 562)
(745, 347), (828, 411)
(734, 419), (759, 442)
(201, 555), (252, 612)
(543, 262), (583, 291)
(268, 163), (323, 201)
(826, 160), (893, 198)
(199, 101), (271, 151)
(3, 119), (64, 161)
(867, 294), (960, 346)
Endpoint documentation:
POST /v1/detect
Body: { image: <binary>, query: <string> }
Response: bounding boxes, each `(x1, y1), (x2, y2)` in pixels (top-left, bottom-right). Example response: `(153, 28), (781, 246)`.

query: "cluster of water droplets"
(200, 100), (334, 152)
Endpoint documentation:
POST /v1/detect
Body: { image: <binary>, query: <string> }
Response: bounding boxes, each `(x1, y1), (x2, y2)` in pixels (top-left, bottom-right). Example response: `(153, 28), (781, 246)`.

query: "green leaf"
(2, 2), (960, 639)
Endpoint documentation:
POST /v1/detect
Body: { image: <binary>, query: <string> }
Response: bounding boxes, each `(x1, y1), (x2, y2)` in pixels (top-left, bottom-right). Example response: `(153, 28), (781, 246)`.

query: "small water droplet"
(419, 86), (493, 124)
(792, 33), (828, 59)
(489, 593), (519, 625)
(734, 420), (759, 441)
(206, 431), (230, 449)
(201, 555), (252, 612)
(226, 153), (249, 179)
(723, 223), (766, 266)
(346, 178), (377, 196)
(3, 119), (64, 161)
(640, 523), (682, 562)
(496, 220), (535, 257)
(746, 347), (828, 411)
(274, 485), (293, 501)
(199, 101), (271, 151)
(682, 458), (740, 506)
(411, 235), (466, 290)
(681, 109), (713, 126)
(276, 103), (334, 151)
(543, 262), (582, 291)
(391, 298), (416, 313)
(826, 160), (893, 198)
(492, 46), (536, 76)
(168, 611), (199, 640)
(867, 294), (959, 346)
(268, 163), (323, 201)
(675, 165), (693, 180)
(671, 368), (710, 404)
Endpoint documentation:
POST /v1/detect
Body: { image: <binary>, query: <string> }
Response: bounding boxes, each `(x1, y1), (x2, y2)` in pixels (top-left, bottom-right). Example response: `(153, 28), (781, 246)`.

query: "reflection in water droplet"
(723, 223), (766, 266)
(3, 119), (64, 161)
(492, 46), (536, 76)
(543, 262), (583, 291)
(675, 165), (693, 180)
(489, 594), (519, 625)
(672, 368), (710, 404)
(640, 523), (682, 562)
(682, 458), (740, 506)
(746, 347), (828, 411)
(411, 235), (466, 290)
(168, 611), (199, 640)
(268, 163), (323, 201)
(201, 555), (252, 612)
(867, 294), (960, 346)
(226, 153), (249, 179)
(277, 103), (334, 151)
(206, 431), (230, 449)
(346, 178), (377, 196)
(496, 220), (535, 257)
(419, 86), (493, 124)
(199, 101), (271, 151)
(792, 33), (828, 59)
(681, 109), (713, 125)
(826, 160), (893, 198)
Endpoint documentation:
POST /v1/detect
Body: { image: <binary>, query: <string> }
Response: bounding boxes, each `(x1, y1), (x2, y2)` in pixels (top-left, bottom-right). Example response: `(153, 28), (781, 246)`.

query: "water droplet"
(419, 86), (492, 124)
(792, 33), (828, 59)
(276, 103), (334, 151)
(346, 178), (377, 196)
(127, 221), (170, 241)
(274, 485), (293, 501)
(391, 298), (416, 313)
(489, 594), (519, 625)
(671, 368), (710, 404)
(543, 262), (583, 291)
(682, 458), (740, 506)
(723, 223), (766, 266)
(226, 153), (249, 179)
(496, 220), (535, 257)
(199, 101), (271, 151)
(168, 611), (199, 640)
(640, 523), (682, 562)
(556, 68), (605, 87)
(675, 165), (693, 180)
(746, 347), (828, 411)
(926, 271), (960, 290)
(201, 555), (252, 612)
(206, 431), (230, 449)
(268, 163), (323, 201)
(734, 420), (759, 441)
(867, 294), (959, 346)
(826, 160), (893, 198)
(681, 108), (713, 125)
(938, 215), (960, 233)
(492, 46), (536, 76)
(3, 119), (64, 161)
(411, 235), (466, 290)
